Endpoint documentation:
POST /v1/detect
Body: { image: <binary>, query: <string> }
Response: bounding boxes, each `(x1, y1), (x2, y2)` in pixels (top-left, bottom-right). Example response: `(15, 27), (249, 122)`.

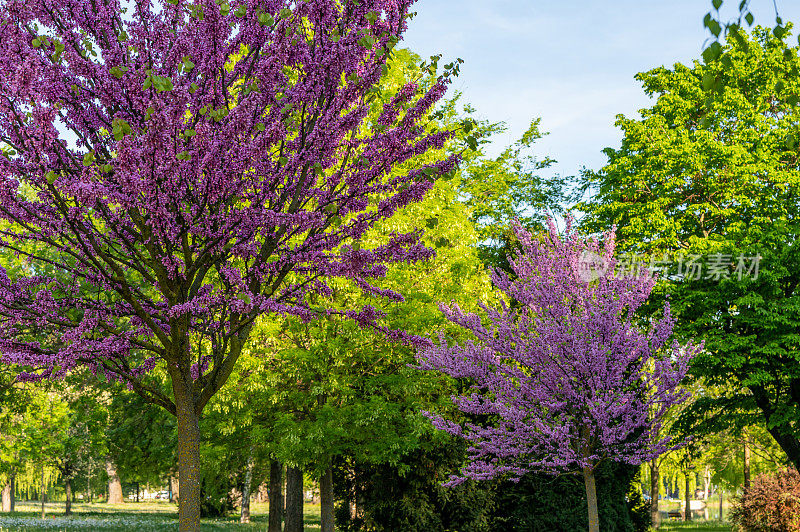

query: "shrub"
(731, 469), (800, 532)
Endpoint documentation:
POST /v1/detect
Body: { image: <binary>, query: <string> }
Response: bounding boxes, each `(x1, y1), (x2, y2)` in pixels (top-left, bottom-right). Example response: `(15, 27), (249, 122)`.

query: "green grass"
(656, 523), (732, 532)
(0, 501), (322, 531)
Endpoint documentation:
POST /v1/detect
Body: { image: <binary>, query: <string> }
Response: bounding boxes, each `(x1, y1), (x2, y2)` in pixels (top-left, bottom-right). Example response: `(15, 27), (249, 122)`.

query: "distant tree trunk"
(320, 466), (334, 532)
(284, 466), (304, 532)
(719, 487), (724, 521)
(240, 448), (254, 524)
(703, 467), (710, 500)
(40, 467), (46, 519)
(268, 460), (283, 532)
(649, 458), (660, 528)
(170, 475), (179, 503)
(684, 473), (691, 521)
(135, 481), (140, 503)
(743, 435), (751, 490)
(2, 472), (14, 512)
(105, 459), (124, 504)
(582, 466), (599, 532)
(65, 478), (73, 516)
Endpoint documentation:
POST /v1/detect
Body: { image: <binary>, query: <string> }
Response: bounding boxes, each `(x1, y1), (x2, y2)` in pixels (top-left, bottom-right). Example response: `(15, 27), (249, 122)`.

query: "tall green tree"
(580, 26), (800, 468)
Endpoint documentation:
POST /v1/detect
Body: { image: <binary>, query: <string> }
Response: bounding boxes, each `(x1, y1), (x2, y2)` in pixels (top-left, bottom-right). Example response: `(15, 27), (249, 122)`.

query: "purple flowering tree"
(0, 0), (457, 528)
(417, 220), (700, 532)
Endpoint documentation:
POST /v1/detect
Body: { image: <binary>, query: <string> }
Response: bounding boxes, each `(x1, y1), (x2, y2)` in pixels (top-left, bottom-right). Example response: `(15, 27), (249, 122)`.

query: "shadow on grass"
(0, 501), (322, 531)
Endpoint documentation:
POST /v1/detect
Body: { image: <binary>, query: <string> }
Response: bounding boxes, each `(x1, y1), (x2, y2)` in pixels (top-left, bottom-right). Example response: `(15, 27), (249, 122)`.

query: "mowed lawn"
(0, 501), (321, 531)
(0, 501), (735, 531)
(657, 522), (732, 532)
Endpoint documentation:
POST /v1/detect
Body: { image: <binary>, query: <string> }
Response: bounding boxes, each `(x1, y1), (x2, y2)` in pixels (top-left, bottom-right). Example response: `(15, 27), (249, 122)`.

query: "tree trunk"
(582, 466), (599, 532)
(65, 478), (72, 516)
(173, 375), (202, 532)
(40, 467), (46, 519)
(719, 487), (724, 521)
(703, 467), (710, 500)
(684, 473), (691, 521)
(135, 481), (140, 503)
(320, 466), (334, 532)
(1, 472), (14, 513)
(743, 435), (751, 490)
(105, 459), (124, 504)
(240, 447), (254, 524)
(649, 458), (660, 528)
(170, 475), (178, 503)
(285, 466), (304, 532)
(268, 460), (283, 532)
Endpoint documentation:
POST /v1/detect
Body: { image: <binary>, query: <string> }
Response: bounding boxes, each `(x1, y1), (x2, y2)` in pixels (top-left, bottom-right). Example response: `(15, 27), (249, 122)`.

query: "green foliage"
(334, 437), (494, 532)
(490, 462), (648, 532)
(579, 25), (800, 467)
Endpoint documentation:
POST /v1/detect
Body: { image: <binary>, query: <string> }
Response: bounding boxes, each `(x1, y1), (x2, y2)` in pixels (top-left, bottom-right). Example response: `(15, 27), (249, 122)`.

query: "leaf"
(702, 72), (716, 91)
(258, 12), (274, 26)
(256, 122), (265, 131)
(712, 0), (722, 9)
(31, 38), (41, 48)
(109, 66), (128, 79)
(82, 152), (95, 166)
(745, 12), (754, 26)
(184, 129), (197, 137)
(189, 82), (199, 94)
(176, 151), (192, 161)
(45, 171), (57, 185)
(234, 5), (246, 17)
(220, 3), (230, 16)
(142, 77), (152, 90)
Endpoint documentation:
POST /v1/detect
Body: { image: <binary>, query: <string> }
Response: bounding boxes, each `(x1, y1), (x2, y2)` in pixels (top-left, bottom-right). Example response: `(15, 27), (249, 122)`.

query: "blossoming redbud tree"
(0, 0), (458, 528)
(417, 220), (700, 532)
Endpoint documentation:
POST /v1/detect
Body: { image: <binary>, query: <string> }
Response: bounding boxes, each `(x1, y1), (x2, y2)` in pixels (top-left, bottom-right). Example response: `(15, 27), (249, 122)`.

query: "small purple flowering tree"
(0, 0), (457, 528)
(417, 219), (699, 532)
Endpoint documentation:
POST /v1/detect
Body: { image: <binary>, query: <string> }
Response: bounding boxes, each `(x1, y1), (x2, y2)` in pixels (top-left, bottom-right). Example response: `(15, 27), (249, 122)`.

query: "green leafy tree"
(579, 25), (800, 468)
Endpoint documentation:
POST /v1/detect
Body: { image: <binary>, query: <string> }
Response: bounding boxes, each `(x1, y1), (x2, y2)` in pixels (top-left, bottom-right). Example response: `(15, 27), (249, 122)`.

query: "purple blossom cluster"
(417, 219), (701, 485)
(0, 0), (452, 404)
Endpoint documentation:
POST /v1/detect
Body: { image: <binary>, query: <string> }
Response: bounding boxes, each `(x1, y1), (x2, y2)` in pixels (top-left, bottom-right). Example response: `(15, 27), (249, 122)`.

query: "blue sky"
(403, 0), (800, 181)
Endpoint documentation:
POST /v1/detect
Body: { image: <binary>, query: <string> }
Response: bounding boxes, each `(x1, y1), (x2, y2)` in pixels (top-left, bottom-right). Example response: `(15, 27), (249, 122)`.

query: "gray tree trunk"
(268, 461), (283, 532)
(284, 466), (304, 532)
(240, 447), (254, 523)
(105, 459), (124, 504)
(650, 458), (660, 528)
(582, 466), (599, 532)
(65, 478), (72, 516)
(744, 435), (751, 490)
(684, 473), (691, 521)
(320, 467), (334, 532)
(1, 472), (14, 512)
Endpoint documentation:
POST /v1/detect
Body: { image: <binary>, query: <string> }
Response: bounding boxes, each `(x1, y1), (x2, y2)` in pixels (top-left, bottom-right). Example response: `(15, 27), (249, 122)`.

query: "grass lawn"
(0, 501), (321, 531)
(656, 521), (732, 531)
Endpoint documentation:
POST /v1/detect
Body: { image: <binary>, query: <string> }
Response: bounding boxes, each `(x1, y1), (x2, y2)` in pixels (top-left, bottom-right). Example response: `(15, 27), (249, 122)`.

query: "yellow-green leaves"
(258, 12), (274, 26)
(109, 65), (129, 79)
(181, 57), (195, 73)
(82, 152), (95, 166)
(176, 151), (192, 161)
(45, 171), (57, 184)
(111, 118), (132, 141)
(143, 74), (173, 92)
